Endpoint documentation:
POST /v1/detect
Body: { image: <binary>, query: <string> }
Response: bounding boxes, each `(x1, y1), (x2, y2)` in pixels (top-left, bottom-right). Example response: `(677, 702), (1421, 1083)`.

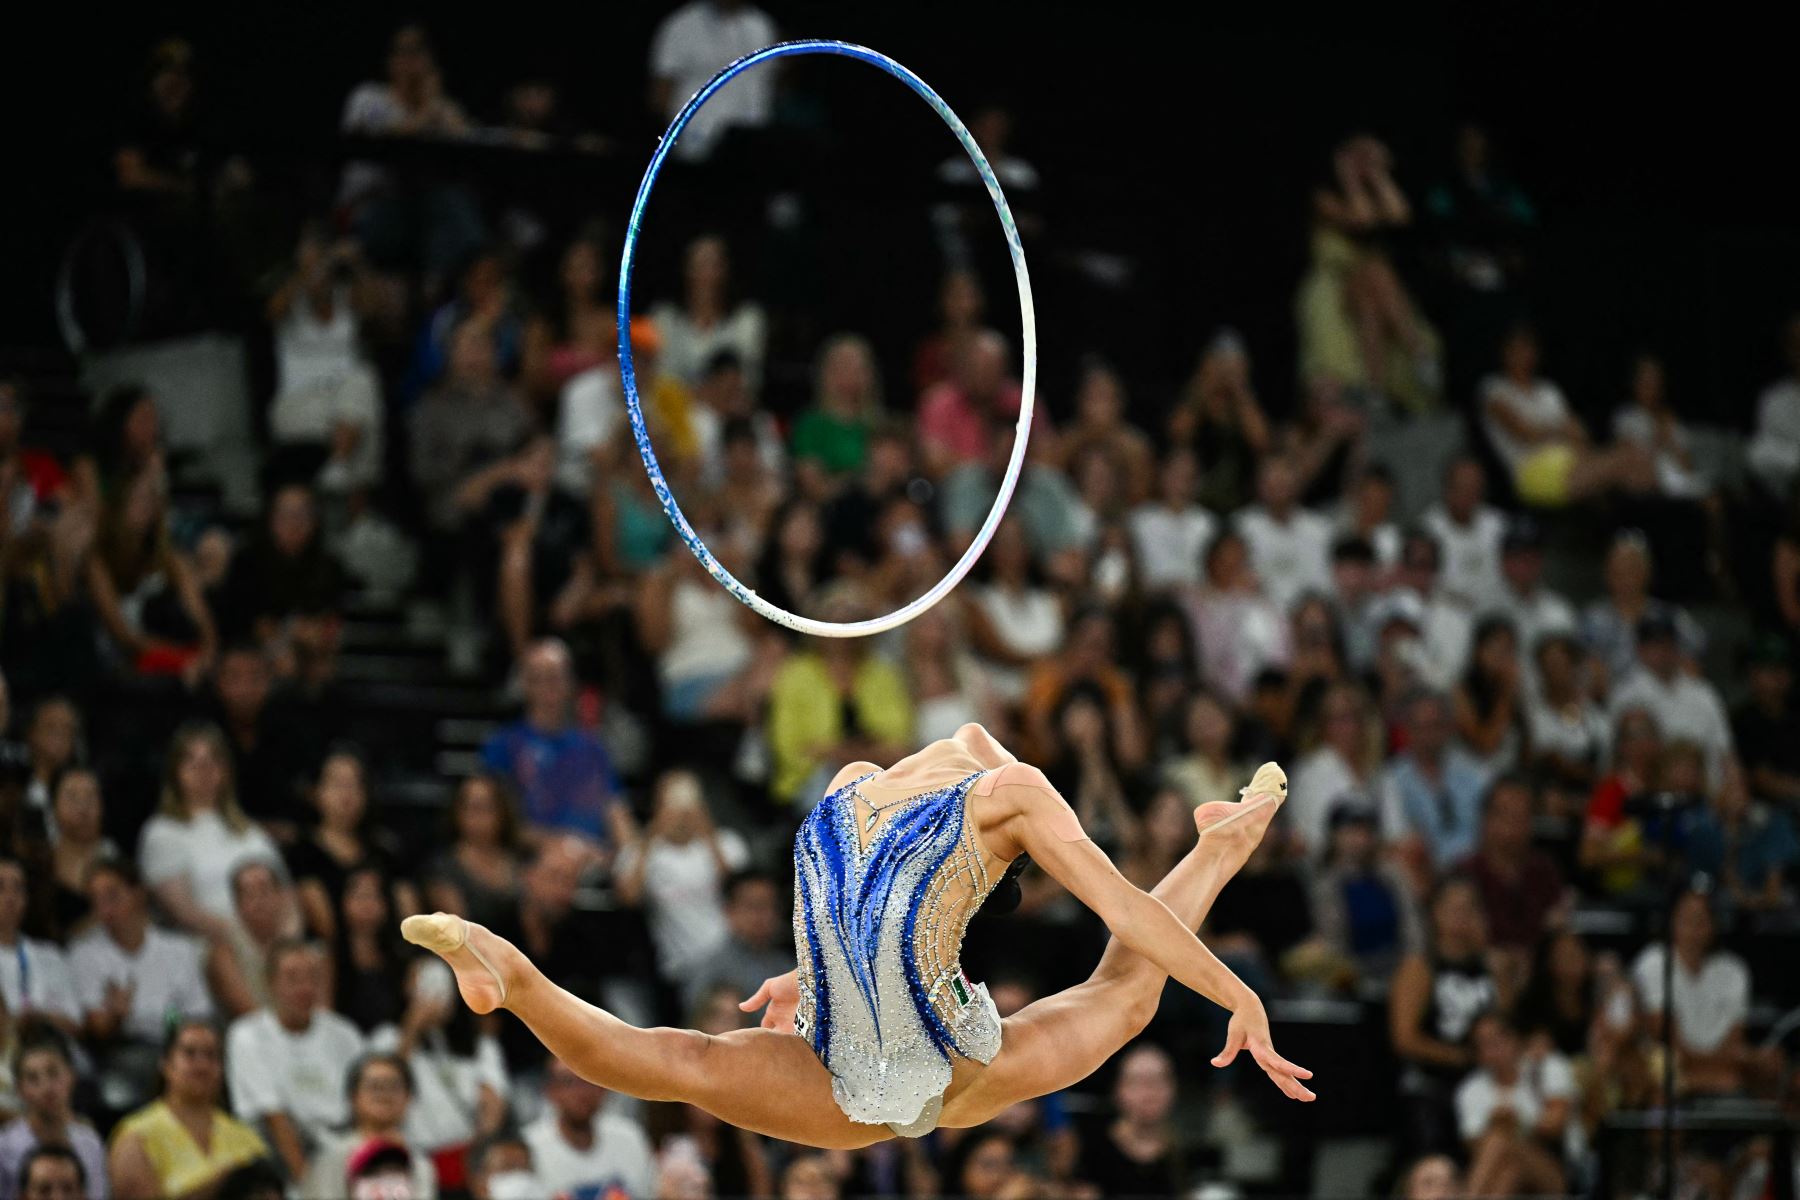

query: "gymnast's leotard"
(791, 768), (1005, 1137)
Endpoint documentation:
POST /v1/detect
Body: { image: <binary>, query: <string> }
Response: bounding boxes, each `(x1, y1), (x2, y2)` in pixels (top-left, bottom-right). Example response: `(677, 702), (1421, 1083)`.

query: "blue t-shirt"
(480, 722), (619, 845)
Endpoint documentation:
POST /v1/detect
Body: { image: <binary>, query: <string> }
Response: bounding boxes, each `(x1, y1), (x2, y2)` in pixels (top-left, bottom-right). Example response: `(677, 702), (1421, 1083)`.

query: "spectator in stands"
(1515, 929), (1621, 1060)
(423, 774), (524, 930)
(1581, 531), (1705, 687)
(1020, 608), (1146, 772)
(302, 1053), (435, 1200)
(1398, 1154), (1462, 1200)
(1424, 122), (1535, 297)
(919, 330), (1026, 478)
(205, 860), (297, 1019)
(640, 528), (779, 727)
(46, 769), (114, 934)
(522, 1057), (655, 1200)
(1455, 1013), (1572, 1196)
(409, 320), (532, 536)
(1061, 361), (1154, 507)
(766, 590), (913, 804)
(1168, 329), (1271, 515)
(1075, 1043), (1184, 1198)
(199, 643), (316, 837)
(914, 269), (986, 393)
(1282, 377), (1368, 507)
(0, 1035), (105, 1200)
(1487, 517), (1576, 665)
(1390, 530), (1477, 690)
(1681, 760), (1797, 912)
(464, 1132), (540, 1200)
(1288, 681), (1382, 859)
(12, 1145), (86, 1200)
(218, 484), (345, 671)
(522, 230), (613, 405)
(1526, 633), (1608, 790)
(12, 698), (79, 831)
(1462, 774), (1565, 954)
(1128, 447), (1217, 591)
(1311, 802), (1422, 982)
(1453, 617), (1526, 773)
(649, 1), (778, 163)
(1421, 456), (1505, 613)
(651, 236), (767, 392)
(1734, 634), (1800, 805)
(683, 870), (792, 1012)
(1233, 456), (1333, 612)
(1299, 135), (1443, 413)
(1631, 888), (1763, 1097)
(1329, 536), (1383, 672)
(1183, 530), (1292, 704)
(338, 25), (483, 282)
(790, 335), (882, 496)
(1039, 689), (1138, 855)
(945, 1131), (1018, 1200)
(1337, 463), (1401, 568)
(225, 940), (364, 1180)
(85, 464), (216, 680)
(479, 639), (627, 853)
(1382, 689), (1491, 873)
(332, 866), (412, 1035)
(291, 746), (411, 942)
(1162, 691), (1240, 812)
(904, 603), (1002, 746)
(965, 518), (1064, 708)
(1479, 325), (1655, 509)
(72, 385), (163, 507)
(377, 961), (507, 1185)
(72, 860), (213, 1105)
(487, 433), (596, 661)
(1608, 614), (1733, 785)
(0, 860), (77, 1039)
(1390, 876), (1497, 1154)
(1581, 707), (1662, 898)
(615, 770), (747, 987)
(1612, 354), (1707, 500)
(1745, 312), (1800, 502)
(0, 381), (68, 521)
(265, 226), (384, 493)
(108, 1020), (269, 1200)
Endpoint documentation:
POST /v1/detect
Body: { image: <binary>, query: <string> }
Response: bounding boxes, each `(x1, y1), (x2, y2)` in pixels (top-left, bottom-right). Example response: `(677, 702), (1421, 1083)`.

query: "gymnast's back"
(789, 726), (1044, 1134)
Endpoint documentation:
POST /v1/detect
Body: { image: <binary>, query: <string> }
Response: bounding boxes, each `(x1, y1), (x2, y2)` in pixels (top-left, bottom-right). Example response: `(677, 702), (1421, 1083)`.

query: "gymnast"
(403, 724), (1313, 1149)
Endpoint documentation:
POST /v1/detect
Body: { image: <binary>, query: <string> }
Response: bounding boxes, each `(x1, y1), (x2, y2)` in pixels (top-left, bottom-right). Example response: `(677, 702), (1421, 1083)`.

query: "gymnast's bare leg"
(402, 767), (1300, 1148)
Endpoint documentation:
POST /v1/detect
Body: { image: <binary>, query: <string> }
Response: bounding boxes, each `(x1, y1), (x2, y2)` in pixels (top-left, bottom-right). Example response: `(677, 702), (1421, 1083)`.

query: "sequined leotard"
(791, 769), (1006, 1137)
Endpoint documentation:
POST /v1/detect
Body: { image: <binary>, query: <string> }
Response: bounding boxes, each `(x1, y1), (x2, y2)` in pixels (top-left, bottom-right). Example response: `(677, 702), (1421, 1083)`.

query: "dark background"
(6, 3), (1798, 425)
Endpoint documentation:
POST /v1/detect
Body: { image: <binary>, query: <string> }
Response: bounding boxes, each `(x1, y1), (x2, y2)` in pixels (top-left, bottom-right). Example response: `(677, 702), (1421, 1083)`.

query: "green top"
(790, 408), (871, 474)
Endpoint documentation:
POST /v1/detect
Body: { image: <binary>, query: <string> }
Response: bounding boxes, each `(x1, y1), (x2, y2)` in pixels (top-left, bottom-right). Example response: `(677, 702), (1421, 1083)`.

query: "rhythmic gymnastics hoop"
(617, 39), (1037, 638)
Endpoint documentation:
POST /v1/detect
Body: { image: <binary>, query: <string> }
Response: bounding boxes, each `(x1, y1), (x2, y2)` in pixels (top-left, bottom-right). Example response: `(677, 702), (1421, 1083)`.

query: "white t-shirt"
(1527, 693), (1610, 772)
(0, 936), (80, 1025)
(649, 2), (778, 161)
(1631, 943), (1750, 1054)
(523, 1110), (657, 1200)
(69, 926), (214, 1042)
(225, 1008), (366, 1143)
(615, 832), (749, 978)
(1421, 504), (1507, 611)
(649, 302), (768, 392)
(1607, 668), (1734, 783)
(369, 1027), (510, 1154)
(971, 586), (1064, 704)
(1234, 506), (1333, 612)
(1746, 376), (1800, 496)
(659, 580), (755, 692)
(557, 367), (625, 491)
(1481, 374), (1576, 476)
(1287, 746), (1365, 859)
(1454, 1053), (1576, 1143)
(1486, 584), (1578, 670)
(1129, 503), (1218, 590)
(138, 811), (282, 924)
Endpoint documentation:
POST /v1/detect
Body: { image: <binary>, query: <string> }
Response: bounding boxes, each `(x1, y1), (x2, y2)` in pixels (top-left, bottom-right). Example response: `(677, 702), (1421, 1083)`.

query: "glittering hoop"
(618, 39), (1036, 638)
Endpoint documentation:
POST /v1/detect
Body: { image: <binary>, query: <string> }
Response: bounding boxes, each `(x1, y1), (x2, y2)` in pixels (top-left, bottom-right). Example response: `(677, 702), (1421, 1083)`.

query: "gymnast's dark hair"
(977, 854), (1032, 919)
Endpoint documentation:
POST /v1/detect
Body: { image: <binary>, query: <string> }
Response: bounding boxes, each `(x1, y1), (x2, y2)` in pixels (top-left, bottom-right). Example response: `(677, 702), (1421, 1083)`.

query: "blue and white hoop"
(617, 39), (1037, 638)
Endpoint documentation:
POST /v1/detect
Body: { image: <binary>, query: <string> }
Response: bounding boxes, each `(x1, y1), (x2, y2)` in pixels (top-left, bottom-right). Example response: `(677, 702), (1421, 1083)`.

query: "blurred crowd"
(4, 4), (1800, 1199)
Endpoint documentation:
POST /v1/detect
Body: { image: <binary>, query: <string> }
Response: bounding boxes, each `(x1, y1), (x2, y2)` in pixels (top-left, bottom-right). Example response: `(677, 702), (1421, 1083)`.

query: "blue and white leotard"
(791, 769), (1005, 1137)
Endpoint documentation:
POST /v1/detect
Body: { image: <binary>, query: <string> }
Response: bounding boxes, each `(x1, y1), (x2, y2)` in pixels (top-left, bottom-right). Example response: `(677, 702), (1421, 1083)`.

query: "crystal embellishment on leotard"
(792, 770), (1005, 1131)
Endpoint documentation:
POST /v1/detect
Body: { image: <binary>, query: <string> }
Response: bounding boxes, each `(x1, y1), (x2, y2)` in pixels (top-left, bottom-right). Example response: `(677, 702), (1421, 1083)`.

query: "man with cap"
(1732, 634), (1800, 805)
(1485, 515), (1576, 677)
(1608, 614), (1734, 785)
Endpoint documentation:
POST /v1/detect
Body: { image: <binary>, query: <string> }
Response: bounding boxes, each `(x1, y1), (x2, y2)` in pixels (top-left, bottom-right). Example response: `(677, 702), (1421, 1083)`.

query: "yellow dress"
(111, 1101), (268, 1197)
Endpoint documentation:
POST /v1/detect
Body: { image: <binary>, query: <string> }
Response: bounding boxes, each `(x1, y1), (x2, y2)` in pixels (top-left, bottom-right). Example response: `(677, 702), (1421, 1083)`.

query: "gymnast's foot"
(1194, 761), (1287, 874)
(401, 913), (523, 1015)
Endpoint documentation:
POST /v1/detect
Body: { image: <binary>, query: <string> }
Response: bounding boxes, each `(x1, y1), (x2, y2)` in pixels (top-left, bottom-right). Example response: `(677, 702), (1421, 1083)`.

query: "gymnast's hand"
(1213, 997), (1316, 1102)
(739, 971), (800, 1034)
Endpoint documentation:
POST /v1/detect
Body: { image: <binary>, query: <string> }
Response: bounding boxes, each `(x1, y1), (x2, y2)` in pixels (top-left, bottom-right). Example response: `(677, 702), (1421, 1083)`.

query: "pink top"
(918, 380), (1033, 467)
